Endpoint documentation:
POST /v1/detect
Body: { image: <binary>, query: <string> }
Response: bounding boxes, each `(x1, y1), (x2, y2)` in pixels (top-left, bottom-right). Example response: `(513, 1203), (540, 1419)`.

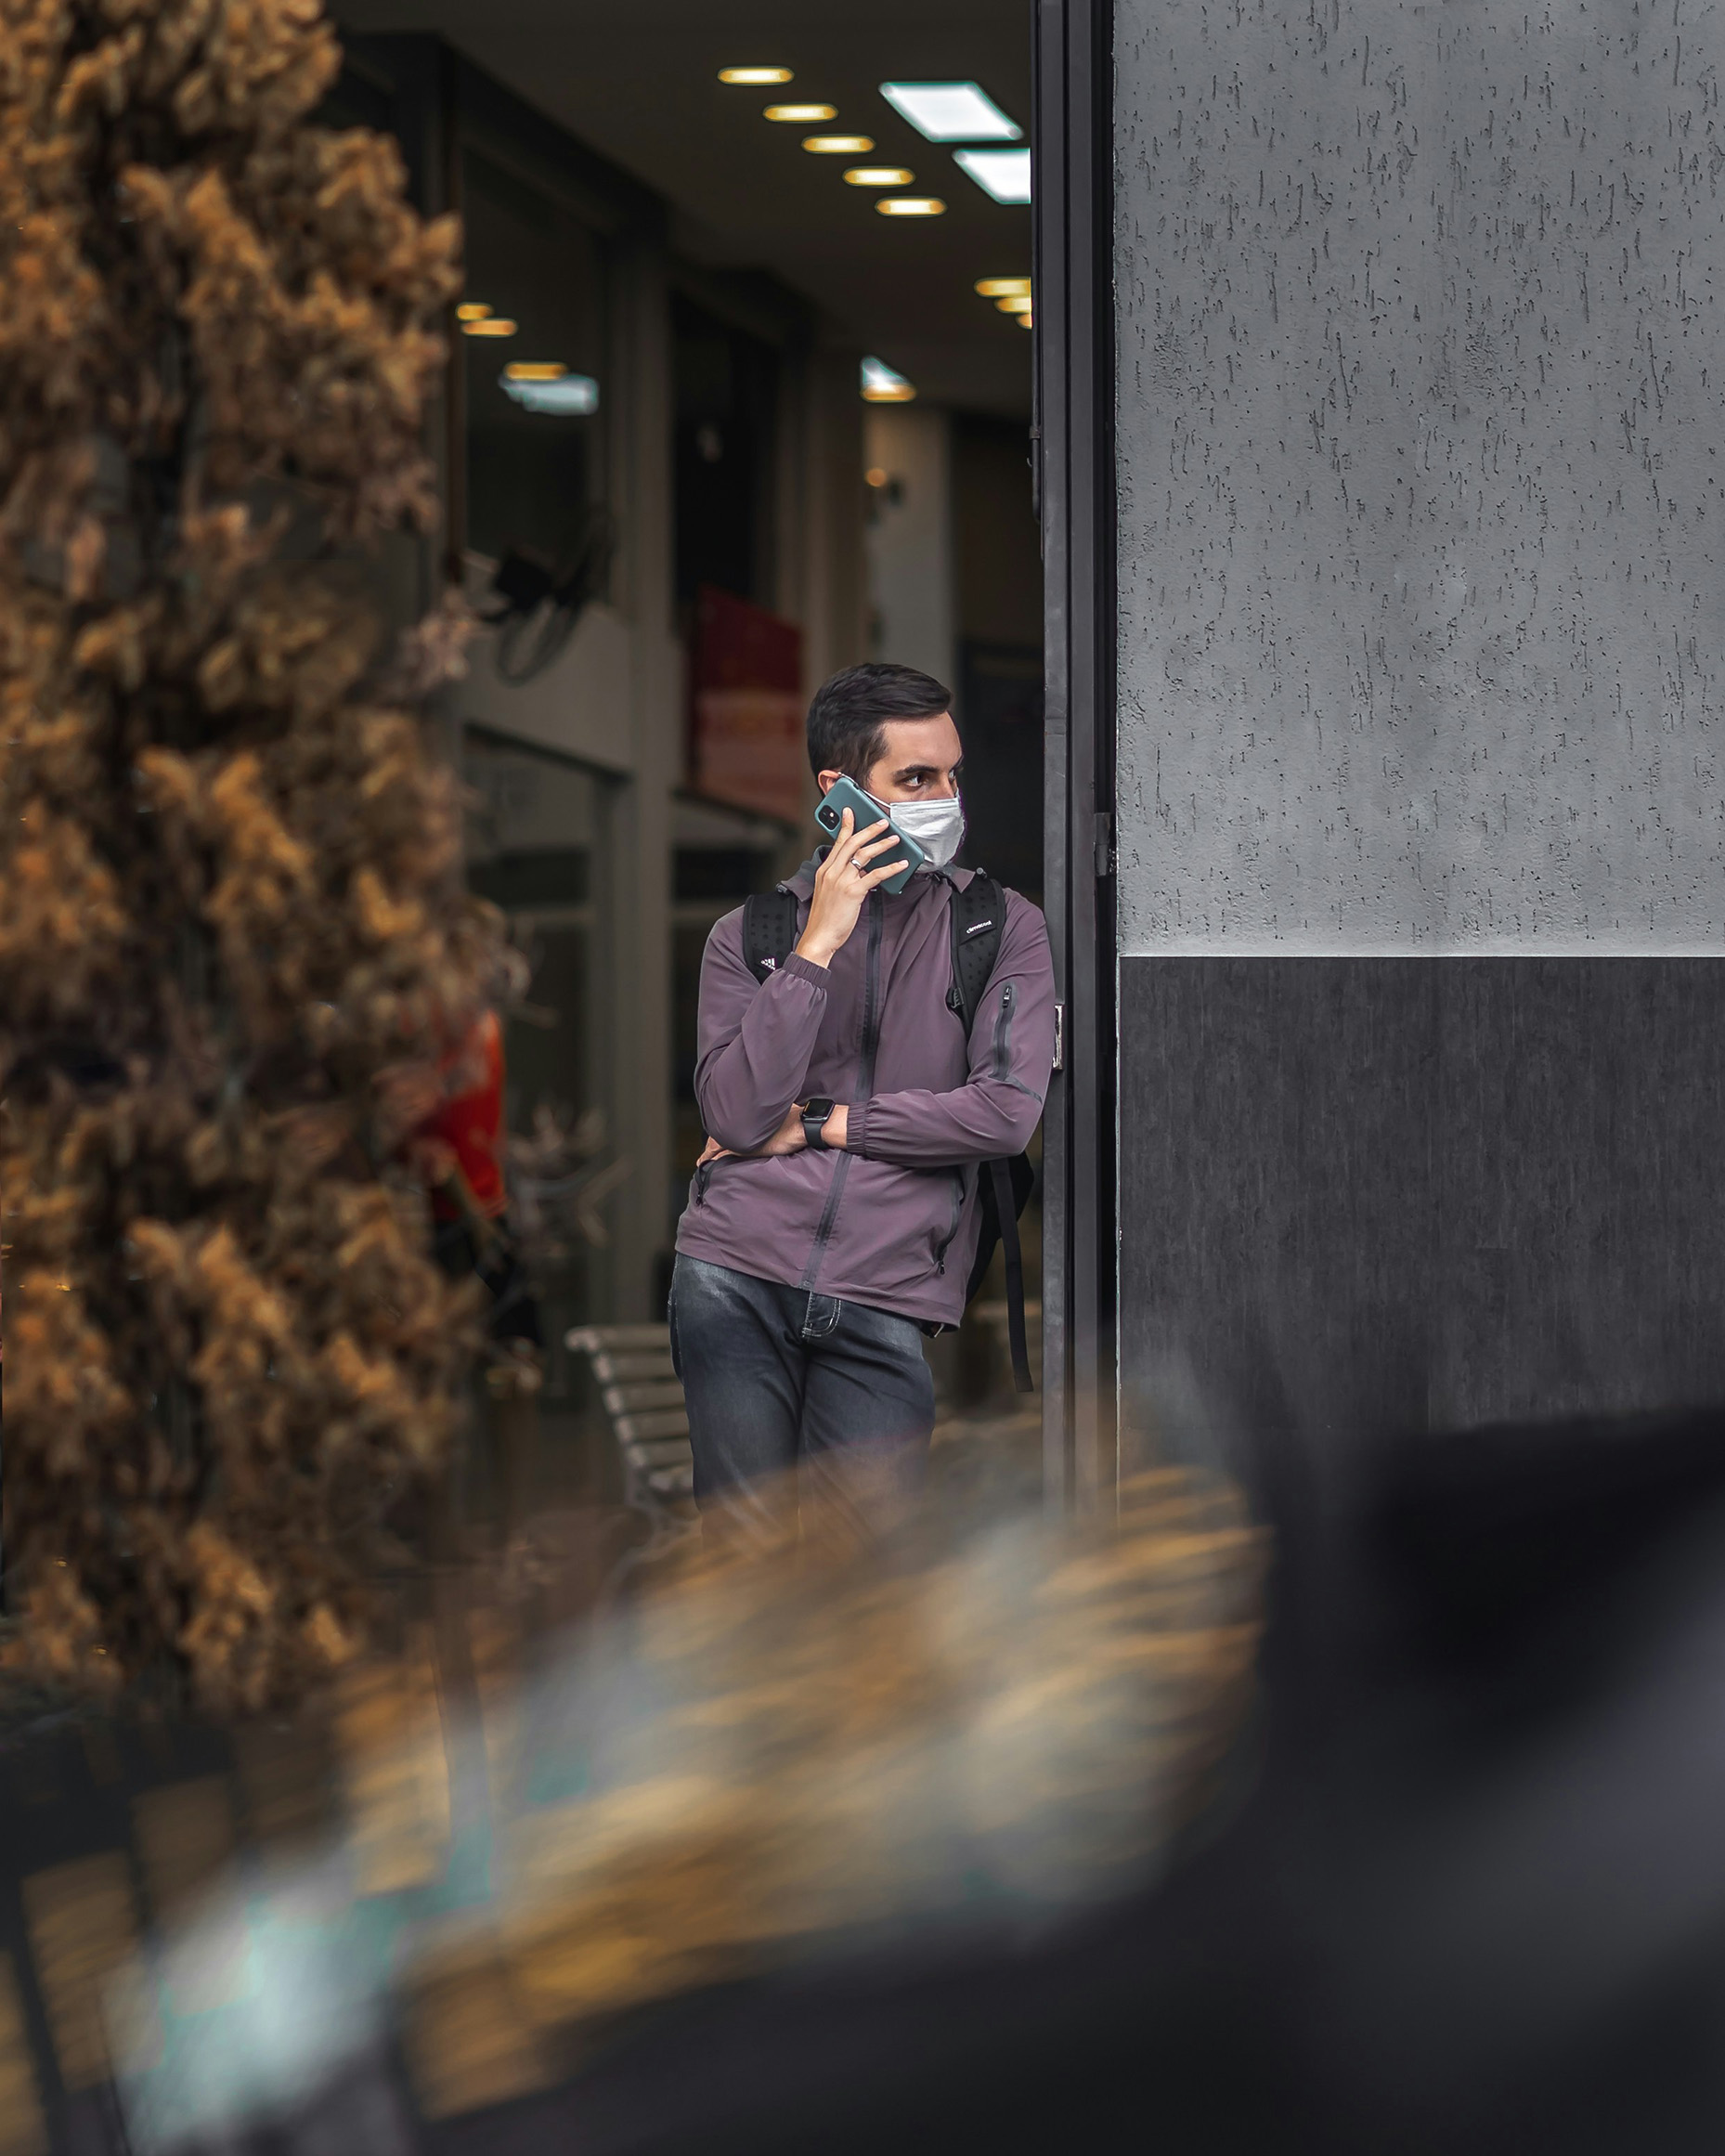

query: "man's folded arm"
(843, 899), (1055, 1167)
(692, 916), (829, 1154)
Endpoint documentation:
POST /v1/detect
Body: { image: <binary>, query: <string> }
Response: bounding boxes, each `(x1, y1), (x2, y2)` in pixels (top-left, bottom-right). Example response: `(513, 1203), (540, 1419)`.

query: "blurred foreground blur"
(6, 1402), (1725, 2154)
(0, 1419), (1262, 2154)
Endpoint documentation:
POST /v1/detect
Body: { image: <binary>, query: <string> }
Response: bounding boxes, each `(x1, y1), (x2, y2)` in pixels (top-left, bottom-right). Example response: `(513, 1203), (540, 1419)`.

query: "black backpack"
(743, 873), (1036, 1393)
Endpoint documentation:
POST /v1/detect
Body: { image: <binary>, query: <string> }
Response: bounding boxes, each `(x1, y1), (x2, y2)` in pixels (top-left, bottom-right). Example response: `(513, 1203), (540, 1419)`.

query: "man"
(671, 662), (1057, 1548)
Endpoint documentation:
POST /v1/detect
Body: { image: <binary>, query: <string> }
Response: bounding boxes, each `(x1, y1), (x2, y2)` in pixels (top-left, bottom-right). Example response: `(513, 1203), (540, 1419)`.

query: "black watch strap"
(802, 1097), (837, 1150)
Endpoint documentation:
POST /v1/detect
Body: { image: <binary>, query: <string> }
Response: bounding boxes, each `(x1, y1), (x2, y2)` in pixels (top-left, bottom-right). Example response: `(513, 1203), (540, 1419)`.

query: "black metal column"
(1034, 0), (1116, 1512)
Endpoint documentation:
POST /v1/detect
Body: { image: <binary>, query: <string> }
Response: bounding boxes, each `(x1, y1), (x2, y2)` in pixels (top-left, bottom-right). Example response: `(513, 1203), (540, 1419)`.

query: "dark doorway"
(672, 292), (779, 609)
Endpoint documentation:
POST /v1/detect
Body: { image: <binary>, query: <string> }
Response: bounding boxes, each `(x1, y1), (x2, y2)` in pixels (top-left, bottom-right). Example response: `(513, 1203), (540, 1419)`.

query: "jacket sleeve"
(693, 908), (830, 1154)
(844, 893), (1055, 1167)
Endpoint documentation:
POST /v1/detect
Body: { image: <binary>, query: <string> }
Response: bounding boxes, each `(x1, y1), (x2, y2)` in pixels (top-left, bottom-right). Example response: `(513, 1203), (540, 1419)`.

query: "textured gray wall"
(1115, 0), (1725, 954)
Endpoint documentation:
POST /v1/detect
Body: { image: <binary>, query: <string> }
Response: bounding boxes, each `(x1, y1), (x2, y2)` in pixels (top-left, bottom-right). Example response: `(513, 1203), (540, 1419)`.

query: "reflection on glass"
(464, 733), (618, 1373)
(461, 149), (607, 569)
(672, 292), (779, 607)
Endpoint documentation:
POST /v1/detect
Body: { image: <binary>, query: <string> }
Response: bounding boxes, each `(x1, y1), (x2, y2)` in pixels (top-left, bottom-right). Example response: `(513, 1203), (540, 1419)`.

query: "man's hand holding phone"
(795, 808), (907, 968)
(696, 804), (886, 1165)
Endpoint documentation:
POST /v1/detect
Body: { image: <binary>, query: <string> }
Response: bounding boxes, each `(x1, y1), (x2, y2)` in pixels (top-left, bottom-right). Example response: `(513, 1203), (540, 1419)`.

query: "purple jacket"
(675, 859), (1057, 1327)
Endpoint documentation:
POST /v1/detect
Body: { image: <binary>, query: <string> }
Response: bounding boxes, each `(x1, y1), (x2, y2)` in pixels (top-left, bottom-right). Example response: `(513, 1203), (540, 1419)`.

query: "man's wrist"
(792, 934), (835, 970)
(826, 1104), (849, 1150)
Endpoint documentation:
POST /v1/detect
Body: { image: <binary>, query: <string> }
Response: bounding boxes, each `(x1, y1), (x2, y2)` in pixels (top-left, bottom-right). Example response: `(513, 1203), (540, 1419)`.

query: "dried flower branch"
(0, 0), (498, 1711)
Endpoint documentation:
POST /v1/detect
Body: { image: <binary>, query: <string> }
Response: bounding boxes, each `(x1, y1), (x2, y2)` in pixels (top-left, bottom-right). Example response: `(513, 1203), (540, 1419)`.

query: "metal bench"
(564, 1324), (696, 1560)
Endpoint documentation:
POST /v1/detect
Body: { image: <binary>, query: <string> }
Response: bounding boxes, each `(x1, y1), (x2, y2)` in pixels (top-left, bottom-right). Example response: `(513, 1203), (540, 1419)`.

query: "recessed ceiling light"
(764, 103), (837, 123)
(879, 82), (1021, 142)
(862, 356), (915, 403)
(720, 67), (792, 85)
(845, 166), (914, 187)
(502, 370), (600, 415)
(954, 148), (1032, 204)
(1018, 312), (1032, 328)
(866, 466), (889, 487)
(995, 293), (1033, 315)
(975, 277), (1032, 299)
(456, 302), (492, 320)
(876, 197), (945, 217)
(803, 134), (873, 153)
(504, 361), (568, 380)
(463, 317), (517, 336)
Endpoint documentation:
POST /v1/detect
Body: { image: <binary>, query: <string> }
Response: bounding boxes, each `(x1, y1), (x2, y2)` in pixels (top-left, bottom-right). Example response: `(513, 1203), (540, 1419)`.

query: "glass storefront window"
(460, 148), (608, 570)
(464, 732), (620, 1396)
(672, 292), (779, 608)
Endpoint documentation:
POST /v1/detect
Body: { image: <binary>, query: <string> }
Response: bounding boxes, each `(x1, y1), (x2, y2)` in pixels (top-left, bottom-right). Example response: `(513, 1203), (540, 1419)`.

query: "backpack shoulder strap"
(952, 873), (1033, 1395)
(946, 871), (1005, 1034)
(743, 889), (799, 983)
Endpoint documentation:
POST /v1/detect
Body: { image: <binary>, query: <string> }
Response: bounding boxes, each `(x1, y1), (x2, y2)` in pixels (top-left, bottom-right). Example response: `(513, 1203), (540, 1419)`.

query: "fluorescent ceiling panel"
(878, 82), (1021, 142)
(861, 356), (914, 402)
(954, 148), (1032, 203)
(501, 371), (600, 415)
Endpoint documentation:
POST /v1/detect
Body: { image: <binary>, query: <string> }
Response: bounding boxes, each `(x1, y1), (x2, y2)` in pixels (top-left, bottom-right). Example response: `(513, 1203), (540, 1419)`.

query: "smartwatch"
(801, 1097), (837, 1150)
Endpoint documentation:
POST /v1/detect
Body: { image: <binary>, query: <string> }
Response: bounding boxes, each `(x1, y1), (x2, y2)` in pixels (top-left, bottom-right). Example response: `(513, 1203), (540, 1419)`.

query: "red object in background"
(689, 586), (806, 824)
(422, 1009), (508, 1221)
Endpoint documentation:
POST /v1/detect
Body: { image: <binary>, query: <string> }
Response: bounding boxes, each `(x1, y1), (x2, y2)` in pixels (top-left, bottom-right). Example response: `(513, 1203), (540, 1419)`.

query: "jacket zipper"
(798, 890), (882, 1290)
(992, 980), (1017, 1080)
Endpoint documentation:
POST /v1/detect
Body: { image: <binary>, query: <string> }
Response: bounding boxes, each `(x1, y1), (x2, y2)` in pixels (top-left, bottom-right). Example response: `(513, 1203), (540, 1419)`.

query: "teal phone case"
(813, 777), (924, 895)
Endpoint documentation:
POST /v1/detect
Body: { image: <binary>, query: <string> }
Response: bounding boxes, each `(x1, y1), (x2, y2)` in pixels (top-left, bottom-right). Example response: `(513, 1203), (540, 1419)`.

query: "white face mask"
(877, 791), (966, 871)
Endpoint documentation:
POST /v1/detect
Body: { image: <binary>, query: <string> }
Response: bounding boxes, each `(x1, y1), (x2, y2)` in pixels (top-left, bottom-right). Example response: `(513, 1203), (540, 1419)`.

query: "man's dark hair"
(807, 662), (953, 780)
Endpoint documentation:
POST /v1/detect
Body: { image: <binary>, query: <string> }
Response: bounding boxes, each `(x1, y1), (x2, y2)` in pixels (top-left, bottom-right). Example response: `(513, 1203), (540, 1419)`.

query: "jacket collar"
(787, 851), (977, 900)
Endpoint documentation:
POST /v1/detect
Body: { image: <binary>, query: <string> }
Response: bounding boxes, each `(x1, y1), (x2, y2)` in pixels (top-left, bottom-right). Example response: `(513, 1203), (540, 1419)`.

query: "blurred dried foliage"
(0, 0), (499, 1710)
(406, 1468), (1266, 2097)
(105, 1464), (1265, 2144)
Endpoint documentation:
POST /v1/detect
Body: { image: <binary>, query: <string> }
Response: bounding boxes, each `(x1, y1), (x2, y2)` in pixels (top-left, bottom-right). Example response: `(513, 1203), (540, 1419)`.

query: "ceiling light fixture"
(504, 361), (568, 380)
(954, 148), (1032, 203)
(456, 302), (492, 320)
(861, 356), (915, 403)
(1018, 312), (1033, 328)
(879, 82), (1021, 142)
(995, 293), (1033, 315)
(719, 67), (792, 85)
(764, 102), (837, 123)
(501, 370), (600, 416)
(463, 317), (517, 336)
(876, 196), (945, 217)
(845, 166), (914, 187)
(975, 277), (1032, 299)
(803, 134), (873, 153)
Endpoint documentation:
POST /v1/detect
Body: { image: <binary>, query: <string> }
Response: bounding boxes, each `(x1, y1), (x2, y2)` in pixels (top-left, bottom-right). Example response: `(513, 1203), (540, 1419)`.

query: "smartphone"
(814, 776), (923, 896)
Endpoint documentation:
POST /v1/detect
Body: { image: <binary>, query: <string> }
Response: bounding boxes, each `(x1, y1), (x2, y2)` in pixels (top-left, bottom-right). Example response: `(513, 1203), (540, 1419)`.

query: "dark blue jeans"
(668, 1255), (936, 1549)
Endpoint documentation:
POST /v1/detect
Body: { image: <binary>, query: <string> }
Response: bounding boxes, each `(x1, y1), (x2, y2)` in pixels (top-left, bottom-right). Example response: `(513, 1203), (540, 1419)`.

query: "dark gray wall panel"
(1120, 957), (1725, 1450)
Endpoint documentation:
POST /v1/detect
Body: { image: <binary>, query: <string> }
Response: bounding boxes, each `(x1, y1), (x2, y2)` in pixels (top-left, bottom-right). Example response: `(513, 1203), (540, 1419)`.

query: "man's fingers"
(862, 858), (909, 888)
(825, 806), (859, 867)
(824, 812), (888, 873)
(852, 831), (902, 865)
